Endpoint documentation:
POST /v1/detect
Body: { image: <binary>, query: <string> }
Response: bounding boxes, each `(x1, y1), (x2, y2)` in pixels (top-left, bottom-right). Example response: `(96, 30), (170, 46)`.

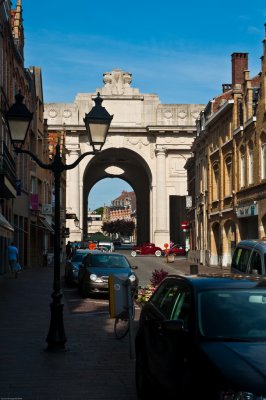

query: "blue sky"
(22, 0), (266, 209)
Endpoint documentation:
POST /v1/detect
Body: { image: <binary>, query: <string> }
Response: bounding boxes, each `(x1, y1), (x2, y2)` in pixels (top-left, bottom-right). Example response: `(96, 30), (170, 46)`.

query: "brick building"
(188, 28), (265, 267)
(0, 0), (54, 272)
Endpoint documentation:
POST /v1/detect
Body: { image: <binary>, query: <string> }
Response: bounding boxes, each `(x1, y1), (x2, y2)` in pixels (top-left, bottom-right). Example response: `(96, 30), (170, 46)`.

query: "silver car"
(64, 249), (101, 287)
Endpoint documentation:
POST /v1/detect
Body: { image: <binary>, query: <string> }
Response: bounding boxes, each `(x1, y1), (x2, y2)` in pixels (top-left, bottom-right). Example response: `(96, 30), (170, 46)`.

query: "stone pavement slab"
(0, 267), (138, 400)
(0, 256), (226, 400)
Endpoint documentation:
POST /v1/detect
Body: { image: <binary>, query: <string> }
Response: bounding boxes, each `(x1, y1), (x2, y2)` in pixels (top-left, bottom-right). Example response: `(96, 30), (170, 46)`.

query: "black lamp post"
(5, 91), (113, 351)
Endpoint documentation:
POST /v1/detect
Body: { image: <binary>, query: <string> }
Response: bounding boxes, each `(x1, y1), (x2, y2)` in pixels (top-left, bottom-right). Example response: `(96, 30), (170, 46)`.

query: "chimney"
(231, 53), (248, 86)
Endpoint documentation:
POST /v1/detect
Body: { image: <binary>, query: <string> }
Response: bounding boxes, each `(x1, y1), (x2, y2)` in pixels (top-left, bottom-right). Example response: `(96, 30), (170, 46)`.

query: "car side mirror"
(132, 265), (138, 270)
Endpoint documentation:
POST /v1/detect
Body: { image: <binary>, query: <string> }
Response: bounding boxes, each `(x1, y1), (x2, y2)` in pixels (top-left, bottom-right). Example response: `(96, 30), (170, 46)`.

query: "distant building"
(87, 211), (102, 235)
(102, 191), (136, 241)
(103, 191), (136, 222)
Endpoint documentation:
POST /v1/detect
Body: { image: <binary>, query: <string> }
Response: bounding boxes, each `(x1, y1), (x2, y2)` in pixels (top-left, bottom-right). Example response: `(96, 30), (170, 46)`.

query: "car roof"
(164, 273), (266, 290)
(91, 252), (125, 257)
(74, 249), (101, 254)
(235, 239), (266, 251)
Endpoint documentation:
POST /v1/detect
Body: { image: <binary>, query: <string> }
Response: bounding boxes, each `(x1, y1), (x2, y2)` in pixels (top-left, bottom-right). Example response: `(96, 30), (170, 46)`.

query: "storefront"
(236, 203), (258, 239)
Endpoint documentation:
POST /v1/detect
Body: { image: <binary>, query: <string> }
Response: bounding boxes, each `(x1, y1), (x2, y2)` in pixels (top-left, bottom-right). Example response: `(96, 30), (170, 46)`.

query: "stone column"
(154, 147), (169, 247)
(66, 148), (81, 241)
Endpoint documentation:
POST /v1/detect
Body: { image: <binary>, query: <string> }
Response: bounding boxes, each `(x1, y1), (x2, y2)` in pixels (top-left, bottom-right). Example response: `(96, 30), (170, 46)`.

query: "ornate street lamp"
(74, 216), (80, 228)
(5, 91), (113, 351)
(4, 91), (33, 146)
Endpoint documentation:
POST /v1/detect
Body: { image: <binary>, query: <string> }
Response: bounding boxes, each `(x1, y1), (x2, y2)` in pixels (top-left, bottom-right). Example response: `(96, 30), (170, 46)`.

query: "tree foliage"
(102, 219), (135, 237)
(93, 207), (104, 215)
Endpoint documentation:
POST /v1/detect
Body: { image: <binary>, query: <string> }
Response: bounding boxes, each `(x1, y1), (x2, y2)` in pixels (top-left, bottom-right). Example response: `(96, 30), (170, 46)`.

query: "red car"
(164, 244), (186, 256)
(131, 242), (162, 257)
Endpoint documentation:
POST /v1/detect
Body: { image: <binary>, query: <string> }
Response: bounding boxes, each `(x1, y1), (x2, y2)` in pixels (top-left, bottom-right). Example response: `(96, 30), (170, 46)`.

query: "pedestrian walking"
(7, 241), (19, 278)
(66, 241), (72, 259)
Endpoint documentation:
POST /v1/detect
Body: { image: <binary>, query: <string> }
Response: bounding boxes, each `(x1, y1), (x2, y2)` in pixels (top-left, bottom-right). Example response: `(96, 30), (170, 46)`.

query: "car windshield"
(99, 244), (111, 250)
(198, 289), (266, 340)
(91, 254), (129, 268)
(71, 253), (87, 262)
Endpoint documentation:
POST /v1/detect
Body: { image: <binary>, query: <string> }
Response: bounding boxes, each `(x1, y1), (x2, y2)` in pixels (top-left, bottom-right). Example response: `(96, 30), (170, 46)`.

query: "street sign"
(186, 196), (192, 209)
(181, 221), (189, 232)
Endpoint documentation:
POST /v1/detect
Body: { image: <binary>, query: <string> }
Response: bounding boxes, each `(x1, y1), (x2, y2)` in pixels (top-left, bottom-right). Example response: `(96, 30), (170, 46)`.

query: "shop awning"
(40, 217), (54, 233)
(0, 213), (14, 239)
(31, 217), (54, 234)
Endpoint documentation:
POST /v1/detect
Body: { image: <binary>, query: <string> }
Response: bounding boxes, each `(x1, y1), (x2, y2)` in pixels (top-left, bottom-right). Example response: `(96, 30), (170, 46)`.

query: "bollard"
(190, 264), (198, 274)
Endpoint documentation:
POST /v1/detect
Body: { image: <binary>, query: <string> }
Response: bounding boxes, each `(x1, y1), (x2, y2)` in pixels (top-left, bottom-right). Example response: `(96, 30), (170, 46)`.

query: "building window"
(261, 143), (266, 180)
(248, 143), (254, 185)
(225, 156), (232, 196)
(212, 163), (219, 201)
(240, 148), (246, 188)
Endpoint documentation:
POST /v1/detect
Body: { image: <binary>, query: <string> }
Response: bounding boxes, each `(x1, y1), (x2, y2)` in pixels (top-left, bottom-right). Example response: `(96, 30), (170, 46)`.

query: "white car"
(98, 242), (114, 252)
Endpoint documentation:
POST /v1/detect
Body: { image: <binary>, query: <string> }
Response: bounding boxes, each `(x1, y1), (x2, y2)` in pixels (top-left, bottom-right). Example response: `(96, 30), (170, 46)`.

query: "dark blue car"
(135, 273), (266, 399)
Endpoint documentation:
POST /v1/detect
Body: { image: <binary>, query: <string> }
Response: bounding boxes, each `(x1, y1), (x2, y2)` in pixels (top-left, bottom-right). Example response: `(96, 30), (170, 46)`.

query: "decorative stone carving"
(63, 109), (72, 118)
(191, 111), (200, 120)
(48, 109), (57, 118)
(101, 69), (133, 95)
(150, 143), (155, 159)
(178, 111), (187, 119)
(127, 137), (149, 149)
(170, 155), (187, 177)
(163, 110), (173, 119)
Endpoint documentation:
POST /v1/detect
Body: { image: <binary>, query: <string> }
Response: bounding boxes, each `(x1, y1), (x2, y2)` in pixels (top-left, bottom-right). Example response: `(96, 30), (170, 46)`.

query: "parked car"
(231, 239), (266, 275)
(131, 242), (162, 257)
(122, 237), (131, 244)
(98, 241), (114, 252)
(163, 243), (186, 256)
(113, 239), (122, 247)
(78, 252), (139, 297)
(64, 249), (101, 287)
(135, 273), (266, 399)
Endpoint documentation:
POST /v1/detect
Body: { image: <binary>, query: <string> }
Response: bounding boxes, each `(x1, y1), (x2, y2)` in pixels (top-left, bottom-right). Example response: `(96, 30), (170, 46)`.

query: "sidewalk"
(173, 257), (229, 275)
(0, 267), (138, 400)
(0, 259), (226, 400)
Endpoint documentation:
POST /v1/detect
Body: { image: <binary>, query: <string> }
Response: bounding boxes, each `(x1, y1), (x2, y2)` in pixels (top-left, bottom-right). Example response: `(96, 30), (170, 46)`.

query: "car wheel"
(131, 251), (137, 257)
(135, 346), (156, 399)
(155, 250), (162, 257)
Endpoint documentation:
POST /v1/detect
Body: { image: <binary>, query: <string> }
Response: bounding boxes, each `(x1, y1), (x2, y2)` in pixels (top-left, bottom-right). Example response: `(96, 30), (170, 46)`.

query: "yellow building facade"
(191, 35), (265, 267)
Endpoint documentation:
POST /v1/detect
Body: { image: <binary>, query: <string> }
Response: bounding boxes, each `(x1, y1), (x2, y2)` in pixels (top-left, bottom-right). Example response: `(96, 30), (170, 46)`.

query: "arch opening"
(82, 147), (152, 244)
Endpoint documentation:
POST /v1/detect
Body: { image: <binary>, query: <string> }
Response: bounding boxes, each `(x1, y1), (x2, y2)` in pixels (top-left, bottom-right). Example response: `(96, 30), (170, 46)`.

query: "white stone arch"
(44, 69), (205, 247)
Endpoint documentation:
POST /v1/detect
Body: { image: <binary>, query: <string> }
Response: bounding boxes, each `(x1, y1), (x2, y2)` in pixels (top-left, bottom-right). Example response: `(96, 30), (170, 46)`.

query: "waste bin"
(166, 254), (175, 263)
(190, 264), (198, 274)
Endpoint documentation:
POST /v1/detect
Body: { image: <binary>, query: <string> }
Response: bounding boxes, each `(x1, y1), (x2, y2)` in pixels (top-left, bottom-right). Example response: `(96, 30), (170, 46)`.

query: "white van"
(98, 242), (114, 252)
